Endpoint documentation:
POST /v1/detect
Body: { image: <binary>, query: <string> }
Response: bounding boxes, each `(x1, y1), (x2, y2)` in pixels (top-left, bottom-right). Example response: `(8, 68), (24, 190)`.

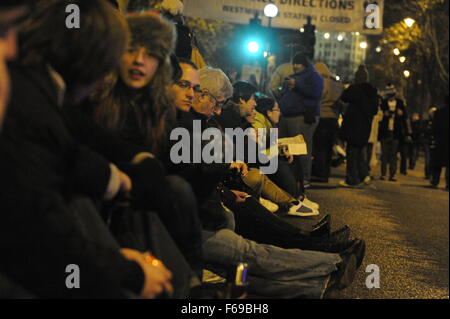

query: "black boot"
(310, 215), (332, 237)
(326, 225), (351, 244)
(340, 238), (366, 269)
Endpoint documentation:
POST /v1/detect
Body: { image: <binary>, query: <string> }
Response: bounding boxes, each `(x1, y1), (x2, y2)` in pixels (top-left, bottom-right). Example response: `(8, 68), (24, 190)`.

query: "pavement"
(283, 158), (449, 299)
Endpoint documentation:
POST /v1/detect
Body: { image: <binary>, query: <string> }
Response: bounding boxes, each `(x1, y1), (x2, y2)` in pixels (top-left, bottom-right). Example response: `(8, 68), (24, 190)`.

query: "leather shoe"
(310, 215), (331, 237)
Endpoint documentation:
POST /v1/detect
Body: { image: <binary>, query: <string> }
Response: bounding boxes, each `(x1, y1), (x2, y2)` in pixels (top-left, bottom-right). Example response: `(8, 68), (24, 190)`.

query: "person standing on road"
(378, 85), (411, 182)
(430, 95), (449, 190)
(339, 65), (379, 187)
(278, 52), (324, 189)
(312, 62), (343, 183)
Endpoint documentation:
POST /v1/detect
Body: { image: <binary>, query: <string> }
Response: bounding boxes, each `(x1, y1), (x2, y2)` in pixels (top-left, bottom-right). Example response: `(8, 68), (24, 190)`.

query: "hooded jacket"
(279, 63), (324, 117)
(340, 82), (379, 147)
(314, 62), (343, 119)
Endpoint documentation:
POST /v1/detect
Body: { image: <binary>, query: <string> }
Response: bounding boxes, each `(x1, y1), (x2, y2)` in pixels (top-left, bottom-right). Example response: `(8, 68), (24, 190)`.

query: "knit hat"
(126, 15), (176, 62)
(355, 65), (369, 83)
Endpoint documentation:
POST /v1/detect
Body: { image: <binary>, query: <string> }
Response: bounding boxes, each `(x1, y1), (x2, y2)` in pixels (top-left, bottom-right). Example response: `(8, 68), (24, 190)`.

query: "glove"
(304, 111), (316, 124)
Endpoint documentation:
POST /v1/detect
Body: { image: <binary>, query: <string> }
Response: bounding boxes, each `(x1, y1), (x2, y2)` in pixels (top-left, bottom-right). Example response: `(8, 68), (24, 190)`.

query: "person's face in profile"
(119, 45), (160, 89)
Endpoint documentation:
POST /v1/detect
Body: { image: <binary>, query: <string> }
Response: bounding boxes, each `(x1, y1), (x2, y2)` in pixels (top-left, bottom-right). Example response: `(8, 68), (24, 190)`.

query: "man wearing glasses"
(171, 58), (201, 112)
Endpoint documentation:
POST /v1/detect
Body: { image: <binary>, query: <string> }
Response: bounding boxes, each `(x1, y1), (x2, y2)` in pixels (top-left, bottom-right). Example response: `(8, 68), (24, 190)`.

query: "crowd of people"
(0, 0), (446, 300)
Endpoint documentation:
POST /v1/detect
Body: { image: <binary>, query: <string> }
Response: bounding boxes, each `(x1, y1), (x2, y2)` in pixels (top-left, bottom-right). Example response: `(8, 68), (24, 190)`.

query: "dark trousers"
(398, 142), (409, 174)
(346, 144), (368, 185)
(155, 175), (203, 278)
(227, 197), (340, 252)
(407, 142), (419, 170)
(268, 157), (300, 198)
(424, 142), (431, 178)
(312, 118), (339, 180)
(431, 165), (449, 187)
(381, 136), (400, 178)
(366, 143), (374, 173)
(73, 197), (194, 298)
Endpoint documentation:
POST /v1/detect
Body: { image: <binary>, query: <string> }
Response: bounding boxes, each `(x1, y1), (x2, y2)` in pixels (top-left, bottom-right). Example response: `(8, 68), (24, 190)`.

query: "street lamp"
(393, 48), (400, 56)
(337, 34), (344, 41)
(359, 41), (368, 49)
(247, 41), (260, 54)
(399, 56), (406, 63)
(404, 18), (415, 28)
(404, 70), (411, 78)
(264, 3), (278, 28)
(324, 32), (330, 39)
(375, 46), (382, 53)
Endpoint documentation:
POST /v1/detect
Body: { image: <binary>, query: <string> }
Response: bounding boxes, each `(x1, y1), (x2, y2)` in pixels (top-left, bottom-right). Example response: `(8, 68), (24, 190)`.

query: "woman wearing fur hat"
(91, 14), (205, 281)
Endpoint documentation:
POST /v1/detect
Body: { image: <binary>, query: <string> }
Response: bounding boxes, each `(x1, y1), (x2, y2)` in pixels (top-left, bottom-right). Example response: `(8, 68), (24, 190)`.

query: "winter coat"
(0, 63), (143, 297)
(215, 100), (249, 130)
(170, 109), (230, 231)
(378, 98), (410, 142)
(63, 101), (166, 212)
(340, 82), (379, 147)
(279, 63), (324, 117)
(431, 105), (449, 166)
(269, 63), (294, 98)
(1, 63), (112, 198)
(314, 62), (344, 119)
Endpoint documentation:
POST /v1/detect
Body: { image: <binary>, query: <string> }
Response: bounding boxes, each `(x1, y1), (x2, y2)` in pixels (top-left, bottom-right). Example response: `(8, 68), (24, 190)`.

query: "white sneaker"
(259, 197), (279, 213)
(288, 202), (319, 217)
(301, 196), (320, 210)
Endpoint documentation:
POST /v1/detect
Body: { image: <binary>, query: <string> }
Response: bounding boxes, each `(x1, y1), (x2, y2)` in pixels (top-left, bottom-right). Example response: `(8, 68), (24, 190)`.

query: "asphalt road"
(284, 158), (449, 299)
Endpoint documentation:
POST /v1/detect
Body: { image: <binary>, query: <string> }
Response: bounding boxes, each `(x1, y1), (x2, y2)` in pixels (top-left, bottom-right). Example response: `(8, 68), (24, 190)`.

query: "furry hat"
(160, 0), (184, 16)
(126, 14), (176, 62)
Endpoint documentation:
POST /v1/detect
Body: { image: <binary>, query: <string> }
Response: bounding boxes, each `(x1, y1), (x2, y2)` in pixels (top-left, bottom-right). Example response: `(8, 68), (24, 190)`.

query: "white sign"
(184, 0), (383, 34)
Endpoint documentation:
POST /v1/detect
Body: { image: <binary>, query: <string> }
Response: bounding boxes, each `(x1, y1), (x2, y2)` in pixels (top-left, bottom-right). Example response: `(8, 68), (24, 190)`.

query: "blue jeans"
(202, 227), (341, 298)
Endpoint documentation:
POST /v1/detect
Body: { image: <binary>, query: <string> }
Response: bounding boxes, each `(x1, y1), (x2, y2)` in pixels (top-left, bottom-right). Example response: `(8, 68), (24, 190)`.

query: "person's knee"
(242, 169), (262, 191)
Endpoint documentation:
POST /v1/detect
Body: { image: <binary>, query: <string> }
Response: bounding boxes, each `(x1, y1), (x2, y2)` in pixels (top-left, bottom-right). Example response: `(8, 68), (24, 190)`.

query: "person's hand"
(280, 145), (294, 163)
(397, 109), (403, 116)
(230, 190), (249, 203)
(120, 248), (173, 299)
(0, 41), (10, 127)
(285, 77), (296, 90)
(284, 149), (294, 164)
(229, 161), (249, 177)
(118, 170), (132, 193)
